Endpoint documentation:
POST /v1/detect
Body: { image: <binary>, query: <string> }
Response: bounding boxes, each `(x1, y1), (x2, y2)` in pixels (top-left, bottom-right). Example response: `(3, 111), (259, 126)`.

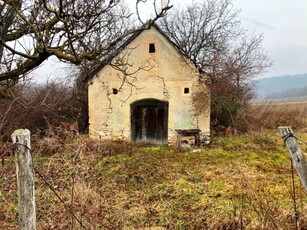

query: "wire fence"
(10, 142), (90, 229)
(2, 129), (307, 229)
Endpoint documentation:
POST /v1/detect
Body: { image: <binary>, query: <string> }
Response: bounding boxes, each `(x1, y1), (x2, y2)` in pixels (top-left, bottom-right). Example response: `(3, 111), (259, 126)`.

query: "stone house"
(86, 24), (210, 145)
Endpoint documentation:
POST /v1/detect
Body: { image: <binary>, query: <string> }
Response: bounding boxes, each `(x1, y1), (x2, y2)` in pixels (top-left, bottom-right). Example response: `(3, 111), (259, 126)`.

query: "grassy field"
(238, 100), (307, 134)
(1, 132), (307, 229)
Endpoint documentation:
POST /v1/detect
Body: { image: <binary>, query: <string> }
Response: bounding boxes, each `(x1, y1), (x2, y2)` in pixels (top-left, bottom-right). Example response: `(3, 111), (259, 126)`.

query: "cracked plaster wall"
(88, 26), (210, 144)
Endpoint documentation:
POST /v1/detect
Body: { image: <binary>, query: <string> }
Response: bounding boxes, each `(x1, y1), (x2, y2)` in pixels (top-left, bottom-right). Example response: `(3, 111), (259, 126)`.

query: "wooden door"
(131, 99), (168, 144)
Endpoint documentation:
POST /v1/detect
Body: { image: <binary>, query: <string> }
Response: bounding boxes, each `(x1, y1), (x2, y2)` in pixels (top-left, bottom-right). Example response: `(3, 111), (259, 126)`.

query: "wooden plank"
(11, 129), (36, 230)
(278, 126), (307, 190)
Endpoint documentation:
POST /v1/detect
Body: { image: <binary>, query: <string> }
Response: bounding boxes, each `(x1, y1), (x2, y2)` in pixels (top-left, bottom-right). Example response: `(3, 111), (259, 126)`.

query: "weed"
(1, 132), (307, 229)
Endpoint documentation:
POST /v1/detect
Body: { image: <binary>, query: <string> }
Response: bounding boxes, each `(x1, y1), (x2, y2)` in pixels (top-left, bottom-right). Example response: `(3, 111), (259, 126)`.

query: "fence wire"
(13, 142), (88, 230)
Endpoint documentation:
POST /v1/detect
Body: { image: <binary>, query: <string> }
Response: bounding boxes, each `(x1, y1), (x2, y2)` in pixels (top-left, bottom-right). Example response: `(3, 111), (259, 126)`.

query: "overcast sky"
(233, 0), (307, 78)
(34, 0), (307, 81)
(139, 0), (307, 78)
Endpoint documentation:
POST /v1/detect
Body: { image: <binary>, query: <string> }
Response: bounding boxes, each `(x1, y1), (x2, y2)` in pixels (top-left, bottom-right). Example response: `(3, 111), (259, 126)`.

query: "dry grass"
(1, 131), (307, 229)
(238, 100), (307, 135)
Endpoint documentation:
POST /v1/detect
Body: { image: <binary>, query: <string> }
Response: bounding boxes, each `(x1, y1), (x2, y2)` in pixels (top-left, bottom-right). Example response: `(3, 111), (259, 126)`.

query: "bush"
(0, 76), (88, 140)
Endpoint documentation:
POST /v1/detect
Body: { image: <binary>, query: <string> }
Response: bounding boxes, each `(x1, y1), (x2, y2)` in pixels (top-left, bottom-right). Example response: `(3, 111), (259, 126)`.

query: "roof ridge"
(84, 22), (201, 82)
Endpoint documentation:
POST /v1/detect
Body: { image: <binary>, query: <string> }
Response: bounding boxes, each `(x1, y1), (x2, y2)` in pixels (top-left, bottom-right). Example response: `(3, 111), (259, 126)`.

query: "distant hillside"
(256, 73), (307, 100)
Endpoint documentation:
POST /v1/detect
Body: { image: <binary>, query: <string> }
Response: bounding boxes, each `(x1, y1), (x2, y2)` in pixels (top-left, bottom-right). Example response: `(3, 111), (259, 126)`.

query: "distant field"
(254, 99), (307, 106)
(1, 134), (307, 229)
(242, 99), (307, 132)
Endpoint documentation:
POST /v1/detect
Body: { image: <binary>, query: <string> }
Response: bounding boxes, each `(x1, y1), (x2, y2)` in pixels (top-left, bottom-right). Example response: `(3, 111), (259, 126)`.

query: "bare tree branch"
(160, 0), (272, 133)
(0, 0), (172, 85)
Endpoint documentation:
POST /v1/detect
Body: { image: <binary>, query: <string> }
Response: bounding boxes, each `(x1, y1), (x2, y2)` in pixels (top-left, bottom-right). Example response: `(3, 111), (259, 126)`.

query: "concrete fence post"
(11, 129), (36, 230)
(278, 126), (307, 191)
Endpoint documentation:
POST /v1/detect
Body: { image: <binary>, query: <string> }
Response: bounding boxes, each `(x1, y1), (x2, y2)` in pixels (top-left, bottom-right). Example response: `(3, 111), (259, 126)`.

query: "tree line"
(0, 0), (271, 138)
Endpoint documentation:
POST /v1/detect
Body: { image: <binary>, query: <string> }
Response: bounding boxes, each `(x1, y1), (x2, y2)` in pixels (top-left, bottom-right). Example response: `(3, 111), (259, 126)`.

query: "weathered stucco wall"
(88, 26), (210, 144)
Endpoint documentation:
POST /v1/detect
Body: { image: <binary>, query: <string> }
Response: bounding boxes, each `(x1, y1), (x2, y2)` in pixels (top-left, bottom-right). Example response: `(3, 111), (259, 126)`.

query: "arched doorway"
(131, 99), (168, 144)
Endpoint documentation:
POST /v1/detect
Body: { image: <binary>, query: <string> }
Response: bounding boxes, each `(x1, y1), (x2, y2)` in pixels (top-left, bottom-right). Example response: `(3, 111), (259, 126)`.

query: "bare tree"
(160, 0), (272, 134)
(0, 0), (172, 87)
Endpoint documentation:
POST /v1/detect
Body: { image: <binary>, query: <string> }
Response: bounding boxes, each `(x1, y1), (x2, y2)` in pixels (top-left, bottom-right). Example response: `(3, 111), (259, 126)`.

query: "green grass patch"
(0, 134), (306, 229)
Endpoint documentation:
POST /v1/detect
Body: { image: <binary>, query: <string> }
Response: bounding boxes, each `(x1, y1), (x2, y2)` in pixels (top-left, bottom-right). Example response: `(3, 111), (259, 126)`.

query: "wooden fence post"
(11, 129), (36, 230)
(278, 126), (307, 190)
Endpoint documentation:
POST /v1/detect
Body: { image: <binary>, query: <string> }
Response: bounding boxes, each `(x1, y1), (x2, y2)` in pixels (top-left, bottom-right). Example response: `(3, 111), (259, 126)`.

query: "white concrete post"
(279, 126), (307, 191)
(11, 129), (36, 230)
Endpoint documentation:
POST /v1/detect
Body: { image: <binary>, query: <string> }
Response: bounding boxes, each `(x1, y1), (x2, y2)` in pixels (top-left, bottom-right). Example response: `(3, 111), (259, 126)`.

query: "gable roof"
(84, 23), (201, 82)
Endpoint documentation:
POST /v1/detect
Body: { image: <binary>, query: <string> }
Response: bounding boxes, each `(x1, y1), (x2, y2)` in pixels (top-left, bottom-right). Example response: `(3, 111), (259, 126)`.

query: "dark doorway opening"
(131, 99), (168, 144)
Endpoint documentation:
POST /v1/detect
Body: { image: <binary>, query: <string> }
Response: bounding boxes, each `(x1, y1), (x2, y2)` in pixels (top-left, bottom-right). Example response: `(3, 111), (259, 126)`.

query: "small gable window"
(113, 88), (118, 95)
(149, 43), (155, 53)
(184, 87), (190, 94)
